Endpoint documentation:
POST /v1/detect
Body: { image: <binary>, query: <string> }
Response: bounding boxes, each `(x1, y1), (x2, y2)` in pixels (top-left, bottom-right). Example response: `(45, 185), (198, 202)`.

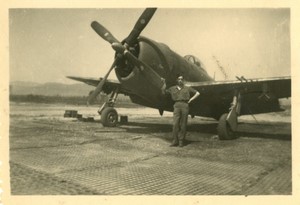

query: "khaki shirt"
(166, 85), (197, 102)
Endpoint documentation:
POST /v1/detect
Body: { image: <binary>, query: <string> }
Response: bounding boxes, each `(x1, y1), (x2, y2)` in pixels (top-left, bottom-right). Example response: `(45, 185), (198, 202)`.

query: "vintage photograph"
(5, 6), (293, 199)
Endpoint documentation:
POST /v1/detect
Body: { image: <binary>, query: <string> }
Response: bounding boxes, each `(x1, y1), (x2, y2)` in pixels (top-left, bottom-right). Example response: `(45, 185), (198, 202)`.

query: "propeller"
(125, 8), (157, 46)
(87, 8), (157, 105)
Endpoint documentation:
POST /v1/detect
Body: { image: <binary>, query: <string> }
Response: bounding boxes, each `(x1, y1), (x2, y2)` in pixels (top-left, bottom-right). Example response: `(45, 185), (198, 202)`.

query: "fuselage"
(114, 36), (216, 116)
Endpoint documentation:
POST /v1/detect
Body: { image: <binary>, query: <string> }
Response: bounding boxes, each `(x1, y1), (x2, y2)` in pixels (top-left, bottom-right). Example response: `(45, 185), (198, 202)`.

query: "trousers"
(172, 102), (189, 143)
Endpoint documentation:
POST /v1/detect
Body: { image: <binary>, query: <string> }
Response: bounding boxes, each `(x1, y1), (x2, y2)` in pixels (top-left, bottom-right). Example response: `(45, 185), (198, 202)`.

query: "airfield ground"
(8, 102), (291, 195)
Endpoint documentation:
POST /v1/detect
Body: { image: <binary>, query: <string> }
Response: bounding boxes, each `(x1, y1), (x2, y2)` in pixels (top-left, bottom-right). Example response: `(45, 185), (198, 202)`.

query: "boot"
(170, 140), (179, 147)
(179, 140), (184, 147)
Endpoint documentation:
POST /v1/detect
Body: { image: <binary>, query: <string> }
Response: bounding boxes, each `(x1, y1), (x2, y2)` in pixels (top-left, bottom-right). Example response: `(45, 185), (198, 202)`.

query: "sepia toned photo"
(1, 1), (300, 205)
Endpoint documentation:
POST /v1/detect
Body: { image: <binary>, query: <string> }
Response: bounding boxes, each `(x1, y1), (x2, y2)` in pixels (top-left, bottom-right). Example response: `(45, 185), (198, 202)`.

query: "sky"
(9, 8), (290, 84)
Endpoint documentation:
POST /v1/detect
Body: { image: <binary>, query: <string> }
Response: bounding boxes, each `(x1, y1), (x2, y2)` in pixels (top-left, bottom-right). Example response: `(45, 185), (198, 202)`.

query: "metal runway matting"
(55, 155), (266, 195)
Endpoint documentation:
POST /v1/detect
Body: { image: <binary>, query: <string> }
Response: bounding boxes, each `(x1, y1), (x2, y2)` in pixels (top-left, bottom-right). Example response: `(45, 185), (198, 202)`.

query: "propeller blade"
(91, 21), (120, 45)
(87, 59), (118, 105)
(125, 8), (157, 46)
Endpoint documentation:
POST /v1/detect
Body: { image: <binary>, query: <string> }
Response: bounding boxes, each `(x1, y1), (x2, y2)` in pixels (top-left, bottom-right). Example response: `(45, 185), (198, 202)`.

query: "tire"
(101, 107), (118, 127)
(217, 113), (235, 140)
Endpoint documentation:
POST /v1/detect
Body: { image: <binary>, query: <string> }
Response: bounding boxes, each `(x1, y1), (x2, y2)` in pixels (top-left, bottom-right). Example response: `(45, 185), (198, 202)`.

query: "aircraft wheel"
(217, 113), (235, 140)
(101, 107), (118, 127)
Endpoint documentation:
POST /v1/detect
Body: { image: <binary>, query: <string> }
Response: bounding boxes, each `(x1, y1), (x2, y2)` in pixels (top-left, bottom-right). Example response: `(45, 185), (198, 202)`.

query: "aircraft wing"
(66, 76), (132, 95)
(186, 76), (291, 98)
(186, 76), (291, 116)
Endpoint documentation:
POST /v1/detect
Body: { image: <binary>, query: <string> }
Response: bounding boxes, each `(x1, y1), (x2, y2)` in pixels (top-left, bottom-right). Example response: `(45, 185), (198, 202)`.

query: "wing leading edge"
(66, 76), (131, 95)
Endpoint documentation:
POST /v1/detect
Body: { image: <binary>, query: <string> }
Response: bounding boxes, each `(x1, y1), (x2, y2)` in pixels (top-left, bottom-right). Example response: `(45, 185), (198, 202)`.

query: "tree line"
(9, 94), (141, 108)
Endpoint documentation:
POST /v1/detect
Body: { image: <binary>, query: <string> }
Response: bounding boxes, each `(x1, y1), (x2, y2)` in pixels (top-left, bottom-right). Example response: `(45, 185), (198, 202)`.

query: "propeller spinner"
(87, 8), (157, 105)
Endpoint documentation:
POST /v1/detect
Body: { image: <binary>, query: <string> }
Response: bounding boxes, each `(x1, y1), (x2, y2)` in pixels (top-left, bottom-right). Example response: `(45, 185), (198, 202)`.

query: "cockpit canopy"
(184, 55), (206, 70)
(184, 55), (200, 66)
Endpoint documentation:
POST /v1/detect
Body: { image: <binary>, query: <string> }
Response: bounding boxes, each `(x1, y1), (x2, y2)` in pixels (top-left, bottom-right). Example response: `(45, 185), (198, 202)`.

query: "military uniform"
(166, 85), (197, 147)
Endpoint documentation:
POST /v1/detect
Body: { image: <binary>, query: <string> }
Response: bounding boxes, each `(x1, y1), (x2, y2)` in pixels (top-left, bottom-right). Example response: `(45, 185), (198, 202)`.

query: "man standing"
(162, 75), (200, 147)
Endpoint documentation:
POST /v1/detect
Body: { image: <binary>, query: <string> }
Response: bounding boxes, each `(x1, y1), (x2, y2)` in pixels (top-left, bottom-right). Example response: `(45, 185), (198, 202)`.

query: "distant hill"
(10, 81), (94, 96)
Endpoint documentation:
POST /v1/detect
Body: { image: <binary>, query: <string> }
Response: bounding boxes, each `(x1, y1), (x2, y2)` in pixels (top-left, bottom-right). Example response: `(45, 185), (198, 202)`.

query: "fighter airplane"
(67, 8), (291, 140)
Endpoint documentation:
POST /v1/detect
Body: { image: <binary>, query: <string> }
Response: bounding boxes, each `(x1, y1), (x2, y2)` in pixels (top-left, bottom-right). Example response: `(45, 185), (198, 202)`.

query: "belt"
(175, 100), (188, 103)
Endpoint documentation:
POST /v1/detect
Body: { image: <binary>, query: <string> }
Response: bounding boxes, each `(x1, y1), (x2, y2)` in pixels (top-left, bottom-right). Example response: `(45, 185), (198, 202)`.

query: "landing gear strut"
(217, 92), (241, 140)
(217, 113), (236, 140)
(98, 88), (119, 127)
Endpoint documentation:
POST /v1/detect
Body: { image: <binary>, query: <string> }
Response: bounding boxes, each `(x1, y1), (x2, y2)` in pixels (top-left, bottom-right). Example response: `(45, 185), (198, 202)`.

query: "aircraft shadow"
(121, 121), (218, 133)
(120, 121), (291, 141)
